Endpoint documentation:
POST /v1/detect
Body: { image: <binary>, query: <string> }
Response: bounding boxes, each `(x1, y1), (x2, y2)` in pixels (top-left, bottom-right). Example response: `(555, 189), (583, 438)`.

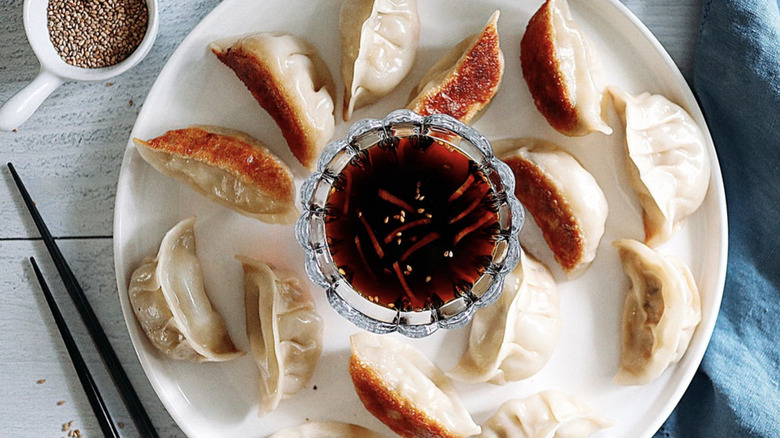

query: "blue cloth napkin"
(655, 1), (780, 437)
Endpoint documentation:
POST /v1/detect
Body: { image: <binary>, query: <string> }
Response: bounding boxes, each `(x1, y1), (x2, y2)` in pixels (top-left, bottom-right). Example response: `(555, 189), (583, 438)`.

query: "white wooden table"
(0, 1), (702, 436)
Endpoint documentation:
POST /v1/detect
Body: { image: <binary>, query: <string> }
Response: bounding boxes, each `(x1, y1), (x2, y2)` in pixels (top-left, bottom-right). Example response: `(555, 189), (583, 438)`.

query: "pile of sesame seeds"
(47, 0), (149, 69)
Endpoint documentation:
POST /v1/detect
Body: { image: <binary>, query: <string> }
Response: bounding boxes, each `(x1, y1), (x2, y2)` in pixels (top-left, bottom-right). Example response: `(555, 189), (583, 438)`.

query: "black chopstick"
(8, 163), (159, 438)
(29, 257), (121, 438)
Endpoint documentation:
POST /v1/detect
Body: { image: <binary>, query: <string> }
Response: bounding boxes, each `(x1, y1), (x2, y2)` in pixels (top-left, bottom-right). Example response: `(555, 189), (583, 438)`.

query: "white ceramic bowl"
(0, 0), (159, 131)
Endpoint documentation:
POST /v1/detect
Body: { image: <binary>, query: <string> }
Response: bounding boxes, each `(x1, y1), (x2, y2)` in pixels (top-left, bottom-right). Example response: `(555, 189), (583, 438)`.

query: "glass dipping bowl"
(296, 110), (524, 337)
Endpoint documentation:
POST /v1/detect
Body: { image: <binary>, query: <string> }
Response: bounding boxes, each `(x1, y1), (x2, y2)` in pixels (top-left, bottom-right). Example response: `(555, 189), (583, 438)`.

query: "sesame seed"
(47, 0), (148, 69)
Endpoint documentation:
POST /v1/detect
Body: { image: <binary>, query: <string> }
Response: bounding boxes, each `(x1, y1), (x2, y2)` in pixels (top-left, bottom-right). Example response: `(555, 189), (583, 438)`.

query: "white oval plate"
(114, 0), (727, 436)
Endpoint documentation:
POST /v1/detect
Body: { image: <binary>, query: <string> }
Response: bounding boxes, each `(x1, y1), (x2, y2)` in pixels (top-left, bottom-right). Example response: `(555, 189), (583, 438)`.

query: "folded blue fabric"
(655, 1), (780, 437)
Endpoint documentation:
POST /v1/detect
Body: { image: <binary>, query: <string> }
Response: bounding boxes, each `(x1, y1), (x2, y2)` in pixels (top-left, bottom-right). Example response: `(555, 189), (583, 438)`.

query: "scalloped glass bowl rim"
(295, 110), (525, 338)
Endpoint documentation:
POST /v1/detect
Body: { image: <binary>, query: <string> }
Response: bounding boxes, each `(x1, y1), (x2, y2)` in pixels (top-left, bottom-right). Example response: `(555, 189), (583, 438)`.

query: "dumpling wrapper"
(498, 138), (608, 277)
(448, 248), (561, 385)
(613, 239), (701, 385)
(609, 87), (711, 246)
(238, 255), (323, 416)
(478, 390), (613, 438)
(349, 332), (480, 438)
(268, 421), (385, 438)
(406, 11), (504, 123)
(133, 126), (298, 225)
(520, 0), (612, 136)
(340, 0), (419, 121)
(128, 217), (243, 362)
(211, 33), (336, 170)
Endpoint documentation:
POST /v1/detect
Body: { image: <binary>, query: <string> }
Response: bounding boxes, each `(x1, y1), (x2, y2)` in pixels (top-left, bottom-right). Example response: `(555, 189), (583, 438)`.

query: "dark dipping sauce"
(324, 135), (500, 312)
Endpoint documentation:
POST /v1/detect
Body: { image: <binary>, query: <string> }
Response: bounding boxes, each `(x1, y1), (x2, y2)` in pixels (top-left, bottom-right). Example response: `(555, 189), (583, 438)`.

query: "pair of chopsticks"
(8, 163), (158, 438)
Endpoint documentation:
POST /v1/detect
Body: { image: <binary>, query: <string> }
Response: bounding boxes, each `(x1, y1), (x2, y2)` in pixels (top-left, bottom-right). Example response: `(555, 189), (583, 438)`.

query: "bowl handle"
(0, 68), (64, 131)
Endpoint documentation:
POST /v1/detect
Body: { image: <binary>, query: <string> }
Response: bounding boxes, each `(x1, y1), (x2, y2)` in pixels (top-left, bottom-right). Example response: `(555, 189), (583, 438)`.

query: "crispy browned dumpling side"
(350, 357), (457, 438)
(211, 33), (336, 170)
(134, 126), (298, 224)
(348, 332), (480, 438)
(520, 0), (611, 136)
(407, 11), (504, 123)
(498, 138), (608, 277)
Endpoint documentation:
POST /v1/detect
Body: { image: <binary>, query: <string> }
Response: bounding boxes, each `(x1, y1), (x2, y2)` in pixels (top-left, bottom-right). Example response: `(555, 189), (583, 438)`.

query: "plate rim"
(599, 1), (728, 436)
(112, 0), (728, 436)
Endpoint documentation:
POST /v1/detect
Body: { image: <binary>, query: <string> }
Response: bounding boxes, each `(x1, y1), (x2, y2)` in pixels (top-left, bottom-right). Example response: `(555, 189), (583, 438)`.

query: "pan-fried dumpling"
(211, 33), (336, 170)
(609, 87), (711, 246)
(498, 138), (608, 276)
(128, 217), (243, 362)
(268, 421), (385, 438)
(238, 255), (324, 416)
(406, 11), (504, 123)
(478, 390), (613, 438)
(613, 239), (701, 385)
(520, 0), (612, 136)
(340, 0), (419, 121)
(448, 249), (560, 385)
(133, 126), (298, 225)
(349, 332), (480, 438)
